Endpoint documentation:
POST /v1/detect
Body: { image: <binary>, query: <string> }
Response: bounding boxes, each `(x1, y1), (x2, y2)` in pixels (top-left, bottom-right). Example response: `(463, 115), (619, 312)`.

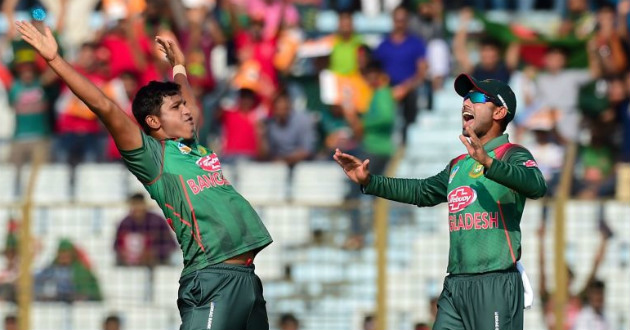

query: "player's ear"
(145, 115), (161, 130)
(493, 106), (508, 121)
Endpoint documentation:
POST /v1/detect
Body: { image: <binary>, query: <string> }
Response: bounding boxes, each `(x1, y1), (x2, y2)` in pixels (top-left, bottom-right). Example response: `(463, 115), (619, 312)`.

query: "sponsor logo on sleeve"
(523, 160), (538, 167)
(447, 186), (477, 213)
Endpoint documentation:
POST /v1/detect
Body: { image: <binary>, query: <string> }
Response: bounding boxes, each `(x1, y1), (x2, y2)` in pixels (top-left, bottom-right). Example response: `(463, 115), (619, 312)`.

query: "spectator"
(558, 0), (596, 39)
(373, 6), (427, 144)
(34, 238), (102, 302)
(219, 88), (268, 163)
(521, 113), (565, 195)
(103, 314), (122, 330)
(414, 322), (430, 330)
(453, 8), (520, 83)
(575, 124), (616, 199)
(587, 4), (628, 78)
(248, 0), (300, 41)
(329, 10), (364, 75)
(0, 225), (18, 302)
(278, 313), (300, 330)
(3, 315), (16, 330)
(8, 49), (54, 168)
(363, 314), (376, 330)
(520, 46), (598, 143)
(573, 280), (611, 330)
(342, 61), (396, 176)
(538, 219), (610, 330)
(408, 0), (450, 91)
(53, 43), (108, 165)
(265, 89), (316, 166)
(618, 71), (630, 163)
(114, 193), (177, 267)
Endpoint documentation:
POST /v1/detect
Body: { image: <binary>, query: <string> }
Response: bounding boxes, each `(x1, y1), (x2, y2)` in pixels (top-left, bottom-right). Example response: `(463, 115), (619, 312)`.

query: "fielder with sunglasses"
(334, 73), (547, 330)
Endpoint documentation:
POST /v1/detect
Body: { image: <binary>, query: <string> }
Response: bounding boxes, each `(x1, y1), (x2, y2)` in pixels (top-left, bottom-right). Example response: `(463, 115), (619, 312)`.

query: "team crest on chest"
(196, 153), (222, 172)
(468, 162), (484, 178)
(178, 142), (192, 154)
(449, 165), (460, 184)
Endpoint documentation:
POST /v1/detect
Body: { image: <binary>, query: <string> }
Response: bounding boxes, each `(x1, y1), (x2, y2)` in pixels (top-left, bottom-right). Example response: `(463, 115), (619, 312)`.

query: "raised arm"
(452, 8), (474, 74)
(16, 20), (141, 151)
(156, 36), (200, 127)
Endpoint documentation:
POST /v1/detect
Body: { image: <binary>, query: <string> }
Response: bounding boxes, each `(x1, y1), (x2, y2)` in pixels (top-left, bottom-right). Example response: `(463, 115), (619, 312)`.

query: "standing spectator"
(3, 315), (16, 330)
(374, 6), (427, 145)
(408, 0), (450, 90)
(453, 8), (520, 83)
(329, 10), (364, 75)
(114, 193), (177, 267)
(265, 89), (316, 166)
(248, 0), (300, 41)
(342, 61), (396, 176)
(558, 0), (596, 39)
(8, 49), (54, 167)
(278, 313), (300, 330)
(587, 4), (628, 78)
(103, 314), (122, 330)
(34, 239), (102, 302)
(220, 88), (267, 163)
(572, 280), (611, 330)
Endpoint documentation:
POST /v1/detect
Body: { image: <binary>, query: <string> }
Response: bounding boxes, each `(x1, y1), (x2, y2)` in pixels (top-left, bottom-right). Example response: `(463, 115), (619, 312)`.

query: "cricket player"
(16, 21), (272, 330)
(334, 73), (547, 330)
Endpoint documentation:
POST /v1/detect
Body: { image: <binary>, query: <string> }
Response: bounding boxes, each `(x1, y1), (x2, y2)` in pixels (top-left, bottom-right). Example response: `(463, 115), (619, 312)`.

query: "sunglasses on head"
(464, 91), (502, 106)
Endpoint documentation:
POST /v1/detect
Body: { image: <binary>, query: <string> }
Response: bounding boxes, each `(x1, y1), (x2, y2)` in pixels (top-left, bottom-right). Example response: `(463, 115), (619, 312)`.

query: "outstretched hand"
(156, 36), (185, 67)
(459, 126), (493, 168)
(333, 149), (371, 185)
(15, 21), (58, 62)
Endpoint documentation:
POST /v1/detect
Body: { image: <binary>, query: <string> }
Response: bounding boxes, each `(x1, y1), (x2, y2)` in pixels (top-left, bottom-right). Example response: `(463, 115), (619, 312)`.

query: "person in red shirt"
(219, 88), (267, 164)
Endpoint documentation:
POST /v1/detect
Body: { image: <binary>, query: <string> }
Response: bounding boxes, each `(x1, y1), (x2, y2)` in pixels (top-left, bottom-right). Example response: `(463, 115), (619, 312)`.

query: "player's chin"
(462, 128), (470, 137)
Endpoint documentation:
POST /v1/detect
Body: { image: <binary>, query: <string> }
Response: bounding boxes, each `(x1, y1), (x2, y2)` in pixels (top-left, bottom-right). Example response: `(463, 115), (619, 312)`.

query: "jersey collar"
(483, 134), (510, 153)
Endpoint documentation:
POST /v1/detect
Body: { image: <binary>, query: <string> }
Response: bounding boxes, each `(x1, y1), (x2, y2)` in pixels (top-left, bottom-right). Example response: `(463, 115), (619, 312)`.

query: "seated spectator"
(103, 314), (122, 330)
(558, 0), (596, 40)
(8, 49), (54, 168)
(114, 193), (177, 267)
(265, 89), (316, 166)
(34, 239), (102, 302)
(573, 280), (610, 330)
(278, 313), (300, 330)
(453, 8), (519, 83)
(220, 88), (267, 163)
(3, 314), (16, 330)
(575, 125), (616, 199)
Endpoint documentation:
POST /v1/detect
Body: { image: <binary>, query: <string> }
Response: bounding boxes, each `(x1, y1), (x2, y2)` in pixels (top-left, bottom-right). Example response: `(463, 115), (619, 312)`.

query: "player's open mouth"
(462, 111), (475, 122)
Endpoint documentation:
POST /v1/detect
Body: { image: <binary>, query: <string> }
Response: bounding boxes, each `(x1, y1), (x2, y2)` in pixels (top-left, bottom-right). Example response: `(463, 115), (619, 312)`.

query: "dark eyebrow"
(172, 100), (182, 108)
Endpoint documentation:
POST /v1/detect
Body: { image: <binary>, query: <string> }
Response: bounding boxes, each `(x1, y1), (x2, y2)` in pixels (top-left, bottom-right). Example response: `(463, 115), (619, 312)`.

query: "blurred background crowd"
(0, 0), (629, 329)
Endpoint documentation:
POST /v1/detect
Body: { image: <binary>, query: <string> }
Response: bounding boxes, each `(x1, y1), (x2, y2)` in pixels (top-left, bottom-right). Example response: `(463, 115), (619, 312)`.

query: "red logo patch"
(448, 186), (477, 213)
(196, 154), (222, 172)
(523, 160), (538, 168)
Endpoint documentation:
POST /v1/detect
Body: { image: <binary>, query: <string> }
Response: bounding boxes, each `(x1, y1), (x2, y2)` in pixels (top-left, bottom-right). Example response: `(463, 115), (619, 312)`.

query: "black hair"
(479, 37), (503, 51)
(239, 88), (258, 101)
(273, 87), (291, 105)
(598, 3), (615, 13)
(393, 4), (408, 14)
(588, 279), (606, 291)
(279, 313), (299, 325)
(4, 315), (16, 324)
(103, 314), (121, 326)
(132, 81), (181, 134)
(365, 60), (384, 74)
(337, 9), (354, 18)
(545, 45), (569, 58)
(128, 193), (145, 203)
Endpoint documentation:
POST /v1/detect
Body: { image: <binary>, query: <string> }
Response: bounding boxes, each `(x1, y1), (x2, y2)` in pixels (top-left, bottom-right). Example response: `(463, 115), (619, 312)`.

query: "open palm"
(156, 36), (185, 67)
(333, 149), (371, 185)
(15, 21), (58, 62)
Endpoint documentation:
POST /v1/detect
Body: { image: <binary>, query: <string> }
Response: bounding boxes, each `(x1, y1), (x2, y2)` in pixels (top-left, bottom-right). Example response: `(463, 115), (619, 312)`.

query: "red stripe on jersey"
(165, 203), (192, 227)
(497, 201), (517, 264)
(179, 175), (206, 252)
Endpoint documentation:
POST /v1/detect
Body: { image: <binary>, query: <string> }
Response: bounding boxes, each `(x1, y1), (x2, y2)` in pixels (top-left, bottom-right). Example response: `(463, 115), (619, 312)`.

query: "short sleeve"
(119, 131), (164, 184)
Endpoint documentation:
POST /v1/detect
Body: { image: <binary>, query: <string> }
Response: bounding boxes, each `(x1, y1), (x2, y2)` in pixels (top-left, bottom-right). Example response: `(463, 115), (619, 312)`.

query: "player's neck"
(479, 130), (503, 146)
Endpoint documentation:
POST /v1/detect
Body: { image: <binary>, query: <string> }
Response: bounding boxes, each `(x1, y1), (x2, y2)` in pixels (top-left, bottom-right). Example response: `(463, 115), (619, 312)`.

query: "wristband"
(172, 64), (187, 78)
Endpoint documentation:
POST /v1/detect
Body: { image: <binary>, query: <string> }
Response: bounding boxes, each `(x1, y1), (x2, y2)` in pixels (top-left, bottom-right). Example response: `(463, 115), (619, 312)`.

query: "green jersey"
(121, 131), (272, 276)
(363, 134), (546, 274)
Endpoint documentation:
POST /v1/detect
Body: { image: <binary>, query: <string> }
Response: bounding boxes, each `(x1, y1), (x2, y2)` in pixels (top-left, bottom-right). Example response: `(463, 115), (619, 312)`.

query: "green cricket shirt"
(363, 134), (547, 274)
(121, 131), (273, 277)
